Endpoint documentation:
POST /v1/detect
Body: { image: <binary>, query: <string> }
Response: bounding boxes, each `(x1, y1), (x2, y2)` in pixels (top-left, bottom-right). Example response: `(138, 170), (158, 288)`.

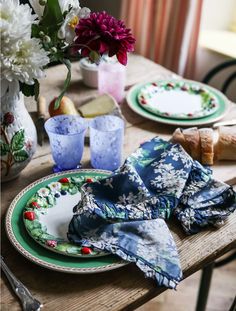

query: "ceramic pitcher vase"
(1, 90), (37, 182)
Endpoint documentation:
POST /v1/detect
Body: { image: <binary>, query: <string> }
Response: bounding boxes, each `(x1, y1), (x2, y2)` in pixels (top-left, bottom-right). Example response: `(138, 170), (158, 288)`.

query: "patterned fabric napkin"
(68, 137), (236, 288)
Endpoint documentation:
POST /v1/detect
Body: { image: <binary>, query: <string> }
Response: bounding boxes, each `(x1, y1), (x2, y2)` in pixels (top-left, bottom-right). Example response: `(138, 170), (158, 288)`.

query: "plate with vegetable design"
(127, 79), (230, 127)
(137, 80), (219, 119)
(5, 170), (128, 273)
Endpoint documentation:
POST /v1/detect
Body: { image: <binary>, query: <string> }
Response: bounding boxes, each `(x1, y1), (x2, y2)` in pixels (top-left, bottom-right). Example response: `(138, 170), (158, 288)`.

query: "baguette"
(182, 127), (201, 161)
(215, 126), (236, 160)
(199, 128), (214, 165)
(171, 128), (190, 153)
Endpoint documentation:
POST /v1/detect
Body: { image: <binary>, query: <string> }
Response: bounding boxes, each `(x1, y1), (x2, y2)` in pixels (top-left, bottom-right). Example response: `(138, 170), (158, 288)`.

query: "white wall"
(194, 0), (236, 102)
(200, 0), (235, 30)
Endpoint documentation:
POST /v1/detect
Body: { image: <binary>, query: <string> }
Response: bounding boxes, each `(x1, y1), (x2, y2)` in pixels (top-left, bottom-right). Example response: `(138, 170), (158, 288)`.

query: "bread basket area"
(171, 126), (236, 166)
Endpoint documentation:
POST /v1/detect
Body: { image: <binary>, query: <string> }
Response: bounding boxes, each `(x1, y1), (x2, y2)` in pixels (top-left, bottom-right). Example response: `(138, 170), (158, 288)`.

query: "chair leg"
(228, 296), (236, 311)
(195, 262), (215, 311)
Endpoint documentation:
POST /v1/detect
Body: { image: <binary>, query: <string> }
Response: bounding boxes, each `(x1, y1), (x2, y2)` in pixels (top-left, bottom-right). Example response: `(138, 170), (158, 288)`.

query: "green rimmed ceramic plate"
(5, 170), (128, 273)
(127, 79), (230, 127)
(137, 80), (219, 119)
(23, 171), (111, 258)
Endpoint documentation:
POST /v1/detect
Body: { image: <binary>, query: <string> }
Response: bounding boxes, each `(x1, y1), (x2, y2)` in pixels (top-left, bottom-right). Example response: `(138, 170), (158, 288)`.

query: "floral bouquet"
(1, 0), (135, 107)
(0, 0), (135, 181)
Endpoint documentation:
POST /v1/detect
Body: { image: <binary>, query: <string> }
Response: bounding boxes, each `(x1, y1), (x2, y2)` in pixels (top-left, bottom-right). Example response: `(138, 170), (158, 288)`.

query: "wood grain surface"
(1, 54), (236, 311)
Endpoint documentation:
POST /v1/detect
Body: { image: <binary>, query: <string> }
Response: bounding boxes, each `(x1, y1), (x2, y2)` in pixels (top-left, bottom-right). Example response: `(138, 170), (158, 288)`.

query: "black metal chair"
(202, 59), (236, 97)
(195, 60), (236, 311)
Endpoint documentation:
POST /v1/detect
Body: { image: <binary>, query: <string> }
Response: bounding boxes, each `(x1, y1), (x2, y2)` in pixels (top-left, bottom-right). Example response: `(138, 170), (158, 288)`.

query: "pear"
(48, 96), (79, 117)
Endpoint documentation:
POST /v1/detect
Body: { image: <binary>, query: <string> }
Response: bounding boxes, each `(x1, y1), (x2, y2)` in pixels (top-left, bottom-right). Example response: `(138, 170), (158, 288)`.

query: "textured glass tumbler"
(44, 115), (87, 172)
(90, 116), (124, 171)
(98, 62), (126, 103)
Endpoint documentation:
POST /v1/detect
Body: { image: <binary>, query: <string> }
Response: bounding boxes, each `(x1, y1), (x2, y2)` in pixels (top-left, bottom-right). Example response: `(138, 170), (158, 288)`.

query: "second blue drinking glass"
(89, 115), (125, 171)
(44, 115), (87, 172)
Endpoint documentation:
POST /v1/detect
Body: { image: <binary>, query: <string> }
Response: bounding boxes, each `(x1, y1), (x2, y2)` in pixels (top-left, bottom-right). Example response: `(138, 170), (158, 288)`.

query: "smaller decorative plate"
(137, 80), (219, 119)
(23, 171), (110, 258)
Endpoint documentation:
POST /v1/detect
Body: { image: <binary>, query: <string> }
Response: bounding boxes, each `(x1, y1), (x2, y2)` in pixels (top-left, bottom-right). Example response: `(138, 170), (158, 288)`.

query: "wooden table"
(1, 54), (236, 311)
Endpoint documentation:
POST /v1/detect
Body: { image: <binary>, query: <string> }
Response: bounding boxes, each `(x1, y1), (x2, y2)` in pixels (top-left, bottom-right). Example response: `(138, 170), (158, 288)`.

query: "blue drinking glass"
(89, 115), (125, 171)
(44, 115), (87, 172)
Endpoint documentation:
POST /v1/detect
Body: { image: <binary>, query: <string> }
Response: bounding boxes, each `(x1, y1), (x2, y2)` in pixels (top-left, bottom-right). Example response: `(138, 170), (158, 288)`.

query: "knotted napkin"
(68, 137), (236, 288)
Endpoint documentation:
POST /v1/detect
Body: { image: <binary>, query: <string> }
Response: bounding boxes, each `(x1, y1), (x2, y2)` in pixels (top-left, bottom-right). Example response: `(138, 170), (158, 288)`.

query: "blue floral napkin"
(68, 137), (236, 288)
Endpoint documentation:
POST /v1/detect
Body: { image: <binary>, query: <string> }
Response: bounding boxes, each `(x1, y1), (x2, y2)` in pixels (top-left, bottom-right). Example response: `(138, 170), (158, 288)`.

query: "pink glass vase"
(98, 62), (126, 103)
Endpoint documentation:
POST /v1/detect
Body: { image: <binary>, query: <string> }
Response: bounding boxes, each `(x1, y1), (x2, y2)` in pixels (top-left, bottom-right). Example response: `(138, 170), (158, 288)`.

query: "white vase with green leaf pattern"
(1, 84), (37, 182)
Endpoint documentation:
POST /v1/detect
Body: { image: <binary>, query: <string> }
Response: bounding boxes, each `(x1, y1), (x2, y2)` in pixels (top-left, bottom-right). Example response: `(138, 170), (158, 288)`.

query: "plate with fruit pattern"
(21, 170), (112, 258)
(137, 80), (219, 120)
(6, 170), (128, 273)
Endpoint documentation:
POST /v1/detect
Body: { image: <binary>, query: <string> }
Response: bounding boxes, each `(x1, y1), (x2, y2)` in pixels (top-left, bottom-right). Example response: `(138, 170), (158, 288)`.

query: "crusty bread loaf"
(182, 127), (201, 161)
(171, 128), (190, 153)
(215, 126), (236, 160)
(199, 128), (214, 165)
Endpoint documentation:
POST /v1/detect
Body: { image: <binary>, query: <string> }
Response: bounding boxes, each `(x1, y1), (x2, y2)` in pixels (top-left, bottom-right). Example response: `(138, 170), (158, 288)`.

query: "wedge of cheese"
(78, 94), (117, 118)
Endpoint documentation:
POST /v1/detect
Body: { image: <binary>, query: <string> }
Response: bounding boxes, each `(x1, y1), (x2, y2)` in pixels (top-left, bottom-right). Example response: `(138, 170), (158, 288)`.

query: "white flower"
(78, 7), (91, 18)
(0, 0), (37, 42)
(1, 38), (49, 85)
(37, 187), (50, 197)
(29, 0), (81, 20)
(48, 182), (62, 193)
(58, 6), (90, 44)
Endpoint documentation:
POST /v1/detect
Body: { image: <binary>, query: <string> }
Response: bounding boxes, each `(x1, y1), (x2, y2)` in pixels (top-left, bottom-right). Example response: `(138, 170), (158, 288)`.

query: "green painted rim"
(5, 169), (128, 274)
(127, 79), (230, 126)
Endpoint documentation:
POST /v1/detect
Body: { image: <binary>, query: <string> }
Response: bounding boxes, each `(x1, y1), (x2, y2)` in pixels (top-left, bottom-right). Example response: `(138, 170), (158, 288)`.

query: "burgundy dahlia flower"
(75, 11), (135, 65)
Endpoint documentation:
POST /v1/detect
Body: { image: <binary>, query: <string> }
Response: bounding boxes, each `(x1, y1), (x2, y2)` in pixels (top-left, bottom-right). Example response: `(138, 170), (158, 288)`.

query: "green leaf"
(11, 129), (25, 151)
(31, 24), (41, 38)
(13, 150), (29, 162)
(71, 176), (83, 184)
(0, 141), (10, 156)
(42, 0), (63, 30)
(54, 59), (71, 109)
(20, 80), (40, 98)
(68, 186), (78, 195)
(47, 195), (56, 206)
(89, 51), (101, 64)
(20, 83), (35, 97)
(66, 246), (80, 254)
(31, 228), (43, 238)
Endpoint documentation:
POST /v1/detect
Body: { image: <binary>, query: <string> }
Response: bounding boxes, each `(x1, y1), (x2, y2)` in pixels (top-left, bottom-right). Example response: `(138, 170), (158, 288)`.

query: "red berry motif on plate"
(86, 178), (93, 183)
(31, 201), (40, 209)
(46, 240), (57, 248)
(188, 113), (193, 117)
(141, 99), (146, 105)
(167, 83), (174, 88)
(81, 247), (92, 255)
(24, 211), (35, 221)
(181, 85), (188, 91)
(152, 82), (157, 86)
(59, 177), (69, 183)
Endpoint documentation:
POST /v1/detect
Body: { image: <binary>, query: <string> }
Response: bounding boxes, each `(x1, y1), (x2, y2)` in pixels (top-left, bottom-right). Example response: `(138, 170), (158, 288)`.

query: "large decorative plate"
(127, 79), (230, 127)
(23, 171), (110, 258)
(5, 170), (128, 273)
(137, 80), (219, 119)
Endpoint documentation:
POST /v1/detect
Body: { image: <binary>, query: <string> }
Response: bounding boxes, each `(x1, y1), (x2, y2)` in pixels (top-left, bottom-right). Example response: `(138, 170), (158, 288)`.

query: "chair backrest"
(202, 59), (236, 95)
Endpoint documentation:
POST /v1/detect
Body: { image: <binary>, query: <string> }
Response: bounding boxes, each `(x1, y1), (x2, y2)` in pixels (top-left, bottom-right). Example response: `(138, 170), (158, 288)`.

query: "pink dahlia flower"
(75, 11), (135, 65)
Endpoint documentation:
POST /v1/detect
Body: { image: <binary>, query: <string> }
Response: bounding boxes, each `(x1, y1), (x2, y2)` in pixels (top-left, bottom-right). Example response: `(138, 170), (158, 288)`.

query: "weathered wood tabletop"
(1, 54), (236, 311)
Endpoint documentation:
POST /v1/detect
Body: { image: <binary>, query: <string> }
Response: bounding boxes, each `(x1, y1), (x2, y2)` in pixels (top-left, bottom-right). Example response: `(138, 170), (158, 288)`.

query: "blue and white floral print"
(68, 137), (236, 289)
